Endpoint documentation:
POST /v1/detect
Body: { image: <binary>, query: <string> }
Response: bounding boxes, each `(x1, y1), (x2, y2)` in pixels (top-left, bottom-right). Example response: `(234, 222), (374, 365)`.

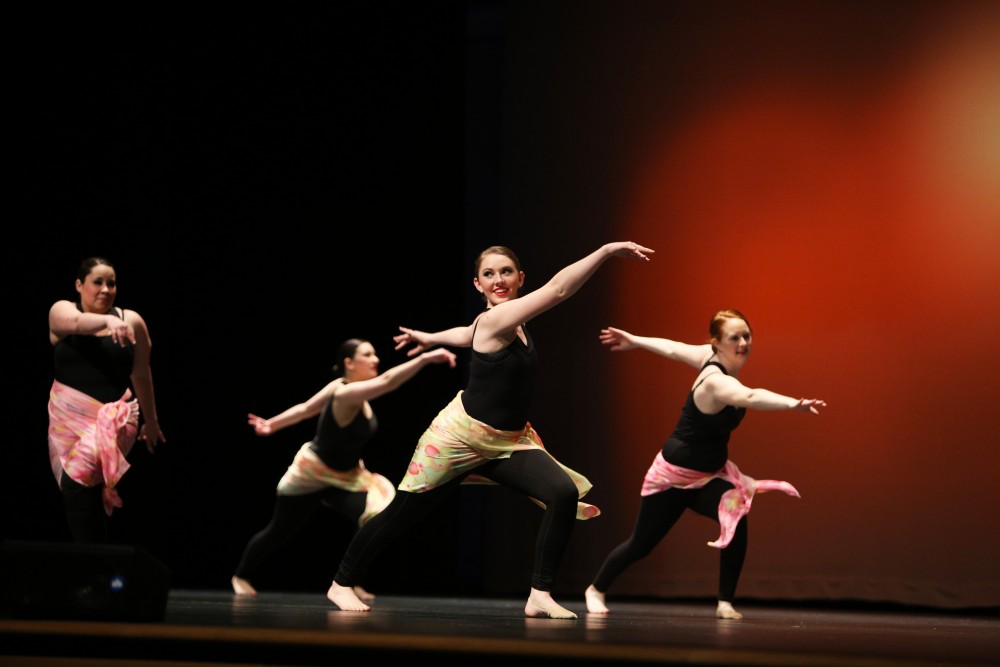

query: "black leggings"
(591, 478), (748, 602)
(234, 488), (367, 579)
(60, 473), (108, 543)
(334, 449), (580, 591)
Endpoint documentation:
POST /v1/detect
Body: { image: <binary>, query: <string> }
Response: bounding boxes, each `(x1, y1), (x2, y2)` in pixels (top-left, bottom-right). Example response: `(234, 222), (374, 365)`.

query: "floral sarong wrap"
(276, 444), (396, 527)
(398, 391), (600, 520)
(47, 379), (139, 516)
(641, 450), (799, 549)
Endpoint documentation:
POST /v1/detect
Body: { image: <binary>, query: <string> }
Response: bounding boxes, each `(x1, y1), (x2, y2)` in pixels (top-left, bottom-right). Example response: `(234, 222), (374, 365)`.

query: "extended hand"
(394, 326), (431, 357)
(795, 399), (827, 415)
(247, 413), (273, 435)
(424, 348), (458, 367)
(599, 326), (637, 351)
(609, 241), (654, 261)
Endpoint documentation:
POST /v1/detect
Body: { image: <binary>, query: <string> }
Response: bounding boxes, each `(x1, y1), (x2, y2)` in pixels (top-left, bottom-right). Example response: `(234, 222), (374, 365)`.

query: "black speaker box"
(0, 540), (171, 622)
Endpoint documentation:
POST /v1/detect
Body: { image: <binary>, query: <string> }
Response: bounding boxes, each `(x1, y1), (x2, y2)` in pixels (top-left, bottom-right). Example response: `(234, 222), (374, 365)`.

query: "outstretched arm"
(394, 325), (474, 357)
(334, 348), (458, 405)
(478, 242), (653, 340)
(705, 374), (826, 414)
(600, 326), (712, 370)
(248, 349), (459, 435)
(248, 379), (342, 436)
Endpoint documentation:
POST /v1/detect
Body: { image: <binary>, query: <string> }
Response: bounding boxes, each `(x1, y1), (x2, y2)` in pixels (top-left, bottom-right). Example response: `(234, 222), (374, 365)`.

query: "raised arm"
(334, 348), (457, 406)
(478, 242), (653, 340)
(600, 326), (712, 370)
(394, 325), (474, 357)
(248, 379), (342, 436)
(248, 348), (458, 435)
(701, 373), (826, 414)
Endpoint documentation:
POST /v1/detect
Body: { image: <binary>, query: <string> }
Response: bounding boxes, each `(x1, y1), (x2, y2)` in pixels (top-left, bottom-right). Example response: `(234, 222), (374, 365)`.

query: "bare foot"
(585, 585), (609, 614)
(717, 600), (743, 620)
(525, 588), (577, 619)
(231, 576), (257, 597)
(327, 582), (371, 611)
(354, 586), (376, 603)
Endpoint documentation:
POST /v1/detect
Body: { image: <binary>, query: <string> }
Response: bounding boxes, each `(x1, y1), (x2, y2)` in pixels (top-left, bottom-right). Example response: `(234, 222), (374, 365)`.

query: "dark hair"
(331, 338), (369, 376)
(709, 309), (751, 352)
(77, 257), (114, 282)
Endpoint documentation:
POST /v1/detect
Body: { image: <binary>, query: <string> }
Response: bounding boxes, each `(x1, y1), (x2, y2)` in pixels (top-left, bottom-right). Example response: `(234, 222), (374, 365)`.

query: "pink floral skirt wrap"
(47, 380), (139, 516)
(276, 444), (396, 527)
(641, 451), (799, 549)
(398, 392), (600, 520)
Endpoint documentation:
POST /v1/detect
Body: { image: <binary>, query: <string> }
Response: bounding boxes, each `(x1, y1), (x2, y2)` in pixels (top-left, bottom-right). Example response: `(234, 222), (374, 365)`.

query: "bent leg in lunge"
(479, 450), (582, 619)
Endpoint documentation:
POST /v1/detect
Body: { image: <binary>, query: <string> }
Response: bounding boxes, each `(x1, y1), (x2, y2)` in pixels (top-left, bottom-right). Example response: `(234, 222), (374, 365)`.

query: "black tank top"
(308, 386), (378, 471)
(661, 361), (746, 472)
(460, 323), (538, 431)
(52, 303), (134, 403)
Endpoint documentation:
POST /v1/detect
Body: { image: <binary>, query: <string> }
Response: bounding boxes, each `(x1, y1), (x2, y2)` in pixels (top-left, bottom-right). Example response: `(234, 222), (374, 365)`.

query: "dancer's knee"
(550, 474), (580, 507)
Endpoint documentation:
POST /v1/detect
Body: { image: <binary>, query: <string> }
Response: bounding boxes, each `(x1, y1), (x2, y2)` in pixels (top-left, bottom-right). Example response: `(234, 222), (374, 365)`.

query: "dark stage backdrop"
(10, 3), (472, 597)
(8, 1), (999, 611)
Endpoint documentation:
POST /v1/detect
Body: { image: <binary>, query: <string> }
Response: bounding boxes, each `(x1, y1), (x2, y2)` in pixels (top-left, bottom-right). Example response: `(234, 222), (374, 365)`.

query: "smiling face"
(76, 264), (117, 314)
(712, 317), (752, 372)
(473, 250), (524, 308)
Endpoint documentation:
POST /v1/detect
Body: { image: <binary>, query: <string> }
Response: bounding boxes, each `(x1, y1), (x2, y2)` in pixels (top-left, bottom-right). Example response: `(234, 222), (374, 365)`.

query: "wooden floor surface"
(1, 590), (997, 667)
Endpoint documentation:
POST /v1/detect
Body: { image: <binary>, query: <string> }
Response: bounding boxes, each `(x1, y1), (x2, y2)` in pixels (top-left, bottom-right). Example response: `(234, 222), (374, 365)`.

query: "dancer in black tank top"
(233, 338), (455, 600)
(584, 310), (825, 620)
(47, 257), (165, 543)
(327, 241), (654, 618)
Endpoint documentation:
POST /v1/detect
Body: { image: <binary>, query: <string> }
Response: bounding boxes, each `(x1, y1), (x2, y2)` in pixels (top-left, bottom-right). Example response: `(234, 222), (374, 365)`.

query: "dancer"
(47, 256), (166, 542)
(584, 312), (825, 619)
(232, 338), (457, 599)
(326, 241), (654, 618)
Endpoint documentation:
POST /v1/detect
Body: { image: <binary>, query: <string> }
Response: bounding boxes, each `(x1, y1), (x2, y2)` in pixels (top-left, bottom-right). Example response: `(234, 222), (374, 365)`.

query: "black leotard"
(460, 324), (538, 431)
(53, 303), (133, 403)
(661, 361), (746, 472)
(309, 387), (377, 471)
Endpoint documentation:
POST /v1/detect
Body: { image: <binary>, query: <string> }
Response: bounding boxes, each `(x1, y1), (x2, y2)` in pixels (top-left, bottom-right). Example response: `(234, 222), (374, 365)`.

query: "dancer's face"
(713, 318), (752, 370)
(474, 253), (524, 308)
(347, 342), (380, 380)
(76, 264), (117, 314)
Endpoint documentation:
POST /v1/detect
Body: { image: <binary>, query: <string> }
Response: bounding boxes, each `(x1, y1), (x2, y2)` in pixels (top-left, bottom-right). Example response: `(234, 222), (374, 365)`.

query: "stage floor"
(1, 590), (997, 667)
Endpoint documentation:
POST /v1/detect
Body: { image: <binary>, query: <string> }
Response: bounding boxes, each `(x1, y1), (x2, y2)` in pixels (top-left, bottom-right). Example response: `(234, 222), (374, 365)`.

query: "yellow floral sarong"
(398, 392), (600, 520)
(276, 444), (396, 527)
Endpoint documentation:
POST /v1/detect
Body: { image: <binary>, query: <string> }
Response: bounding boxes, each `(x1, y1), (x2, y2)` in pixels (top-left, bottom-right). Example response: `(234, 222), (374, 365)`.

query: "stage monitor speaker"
(0, 540), (171, 622)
